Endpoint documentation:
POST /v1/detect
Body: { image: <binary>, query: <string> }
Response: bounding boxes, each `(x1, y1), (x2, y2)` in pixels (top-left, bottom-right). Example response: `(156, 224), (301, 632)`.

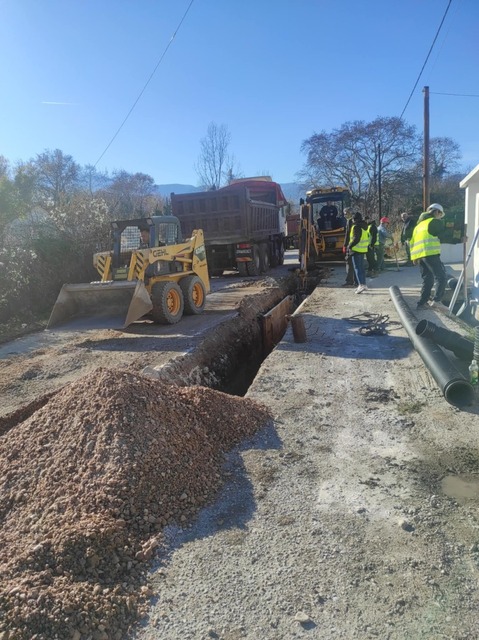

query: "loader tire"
(151, 281), (184, 324)
(246, 245), (261, 276)
(180, 275), (206, 315)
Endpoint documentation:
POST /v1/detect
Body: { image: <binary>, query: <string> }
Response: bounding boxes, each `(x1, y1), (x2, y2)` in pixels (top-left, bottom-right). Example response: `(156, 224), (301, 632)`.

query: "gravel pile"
(0, 367), (271, 640)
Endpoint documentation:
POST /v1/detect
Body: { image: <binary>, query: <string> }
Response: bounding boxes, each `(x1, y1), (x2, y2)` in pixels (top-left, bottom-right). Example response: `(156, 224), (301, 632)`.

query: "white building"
(459, 164), (479, 319)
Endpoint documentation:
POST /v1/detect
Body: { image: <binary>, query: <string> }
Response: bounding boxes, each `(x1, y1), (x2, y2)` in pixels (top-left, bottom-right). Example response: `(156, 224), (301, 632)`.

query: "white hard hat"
(427, 203), (444, 214)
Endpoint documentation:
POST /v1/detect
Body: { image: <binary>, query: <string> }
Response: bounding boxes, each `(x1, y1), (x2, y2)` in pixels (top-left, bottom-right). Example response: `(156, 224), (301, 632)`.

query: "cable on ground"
(345, 312), (401, 336)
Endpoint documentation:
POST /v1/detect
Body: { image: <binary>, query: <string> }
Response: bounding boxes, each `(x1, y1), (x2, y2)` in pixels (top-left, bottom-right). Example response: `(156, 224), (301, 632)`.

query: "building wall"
(459, 164), (479, 319)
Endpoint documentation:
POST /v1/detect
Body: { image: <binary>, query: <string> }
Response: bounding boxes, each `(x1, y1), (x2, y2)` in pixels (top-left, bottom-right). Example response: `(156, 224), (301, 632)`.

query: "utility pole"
(423, 86), (430, 210)
(377, 143), (382, 218)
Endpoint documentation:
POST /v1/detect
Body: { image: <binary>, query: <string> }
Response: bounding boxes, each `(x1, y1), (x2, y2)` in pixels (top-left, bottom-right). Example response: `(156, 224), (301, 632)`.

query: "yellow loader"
(47, 216), (210, 330)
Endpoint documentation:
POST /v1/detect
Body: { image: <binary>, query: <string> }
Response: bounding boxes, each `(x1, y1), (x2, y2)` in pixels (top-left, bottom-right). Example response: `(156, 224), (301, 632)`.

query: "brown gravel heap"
(0, 367), (271, 640)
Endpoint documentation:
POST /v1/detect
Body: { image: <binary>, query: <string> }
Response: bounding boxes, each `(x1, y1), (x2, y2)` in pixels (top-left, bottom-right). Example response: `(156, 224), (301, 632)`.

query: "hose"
(389, 285), (474, 407)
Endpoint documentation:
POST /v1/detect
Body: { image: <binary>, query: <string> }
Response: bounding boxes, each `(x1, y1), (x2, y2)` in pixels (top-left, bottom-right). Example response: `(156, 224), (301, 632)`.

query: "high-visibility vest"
(410, 218), (440, 260)
(350, 226), (370, 253)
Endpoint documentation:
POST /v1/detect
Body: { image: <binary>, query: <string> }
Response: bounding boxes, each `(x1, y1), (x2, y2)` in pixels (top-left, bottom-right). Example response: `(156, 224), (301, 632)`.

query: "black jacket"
(368, 221), (378, 247)
(400, 217), (416, 243)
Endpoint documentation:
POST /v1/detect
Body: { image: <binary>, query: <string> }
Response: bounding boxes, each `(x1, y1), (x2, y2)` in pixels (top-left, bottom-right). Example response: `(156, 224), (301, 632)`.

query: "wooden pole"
(423, 86), (430, 211)
(378, 143), (382, 218)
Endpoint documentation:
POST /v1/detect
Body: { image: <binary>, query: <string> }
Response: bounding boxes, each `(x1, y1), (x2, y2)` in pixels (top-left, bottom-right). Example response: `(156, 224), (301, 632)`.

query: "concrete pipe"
(389, 285), (474, 407)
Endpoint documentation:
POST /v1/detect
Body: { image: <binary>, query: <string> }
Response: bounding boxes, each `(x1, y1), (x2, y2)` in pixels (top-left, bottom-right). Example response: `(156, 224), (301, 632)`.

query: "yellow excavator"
(47, 215), (210, 330)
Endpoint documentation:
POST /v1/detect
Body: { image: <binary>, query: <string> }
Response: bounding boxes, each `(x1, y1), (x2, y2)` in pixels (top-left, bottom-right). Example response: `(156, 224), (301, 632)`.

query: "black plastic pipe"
(389, 285), (474, 407)
(415, 319), (474, 362)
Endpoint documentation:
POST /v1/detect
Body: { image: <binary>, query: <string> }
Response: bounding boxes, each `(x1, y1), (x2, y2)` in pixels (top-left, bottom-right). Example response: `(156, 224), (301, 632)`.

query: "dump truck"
(299, 186), (351, 260)
(286, 213), (301, 249)
(171, 177), (288, 277)
(47, 215), (210, 329)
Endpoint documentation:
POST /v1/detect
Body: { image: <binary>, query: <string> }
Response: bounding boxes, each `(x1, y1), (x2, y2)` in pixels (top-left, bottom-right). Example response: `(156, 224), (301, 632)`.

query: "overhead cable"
(430, 91), (479, 98)
(94, 0), (196, 168)
(399, 0), (453, 119)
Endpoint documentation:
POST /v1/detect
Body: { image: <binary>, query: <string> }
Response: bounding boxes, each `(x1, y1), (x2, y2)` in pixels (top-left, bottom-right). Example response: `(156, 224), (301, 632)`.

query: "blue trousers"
(351, 252), (366, 285)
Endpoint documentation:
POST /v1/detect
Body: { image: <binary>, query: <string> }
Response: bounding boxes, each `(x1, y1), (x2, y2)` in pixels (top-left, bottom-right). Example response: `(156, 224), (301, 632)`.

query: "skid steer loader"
(47, 215), (210, 330)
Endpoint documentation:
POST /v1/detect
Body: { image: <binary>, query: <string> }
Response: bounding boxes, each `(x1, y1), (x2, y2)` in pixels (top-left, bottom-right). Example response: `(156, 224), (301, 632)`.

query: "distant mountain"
(154, 182), (303, 202)
(154, 184), (201, 197)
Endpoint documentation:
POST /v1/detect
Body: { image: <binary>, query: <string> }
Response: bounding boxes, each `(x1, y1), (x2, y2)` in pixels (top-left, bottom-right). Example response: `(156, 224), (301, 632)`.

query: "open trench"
(0, 269), (330, 640)
(142, 271), (322, 396)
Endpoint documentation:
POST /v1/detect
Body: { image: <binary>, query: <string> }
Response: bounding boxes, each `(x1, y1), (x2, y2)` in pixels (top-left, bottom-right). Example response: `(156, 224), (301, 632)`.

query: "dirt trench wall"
(143, 284), (294, 390)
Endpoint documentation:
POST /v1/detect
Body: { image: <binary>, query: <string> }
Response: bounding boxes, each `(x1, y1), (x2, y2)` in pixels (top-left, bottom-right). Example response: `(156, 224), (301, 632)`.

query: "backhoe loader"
(47, 216), (210, 330)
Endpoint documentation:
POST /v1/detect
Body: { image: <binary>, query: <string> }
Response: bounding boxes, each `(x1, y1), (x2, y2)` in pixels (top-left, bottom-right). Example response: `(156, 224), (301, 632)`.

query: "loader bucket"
(47, 280), (153, 330)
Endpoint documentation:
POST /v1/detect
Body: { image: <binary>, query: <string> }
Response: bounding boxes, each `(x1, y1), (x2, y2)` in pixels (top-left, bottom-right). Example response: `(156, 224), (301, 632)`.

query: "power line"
(399, 0), (453, 119)
(94, 0), (196, 168)
(430, 91), (479, 98)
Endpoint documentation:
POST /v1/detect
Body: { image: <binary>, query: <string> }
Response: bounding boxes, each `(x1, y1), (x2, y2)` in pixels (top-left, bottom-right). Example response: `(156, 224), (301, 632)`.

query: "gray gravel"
(134, 264), (479, 640)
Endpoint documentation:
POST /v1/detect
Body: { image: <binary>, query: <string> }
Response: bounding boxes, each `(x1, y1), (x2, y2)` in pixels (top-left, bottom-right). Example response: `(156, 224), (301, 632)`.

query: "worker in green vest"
(410, 203), (447, 309)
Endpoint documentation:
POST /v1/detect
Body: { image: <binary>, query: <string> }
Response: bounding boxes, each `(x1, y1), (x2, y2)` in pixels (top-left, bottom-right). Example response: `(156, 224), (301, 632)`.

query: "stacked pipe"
(389, 285), (474, 407)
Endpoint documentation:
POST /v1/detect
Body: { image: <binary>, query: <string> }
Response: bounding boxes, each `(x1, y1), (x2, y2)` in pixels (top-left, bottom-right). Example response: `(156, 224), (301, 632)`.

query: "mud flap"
(47, 280), (153, 330)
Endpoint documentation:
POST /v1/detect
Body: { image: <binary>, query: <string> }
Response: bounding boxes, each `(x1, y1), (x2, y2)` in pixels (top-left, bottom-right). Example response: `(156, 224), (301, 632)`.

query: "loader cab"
(111, 216), (184, 275)
(302, 186), (351, 255)
(306, 187), (350, 231)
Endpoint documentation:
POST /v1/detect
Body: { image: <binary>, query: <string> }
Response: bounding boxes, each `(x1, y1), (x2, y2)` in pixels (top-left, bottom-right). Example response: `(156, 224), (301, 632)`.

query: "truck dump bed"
(171, 181), (285, 245)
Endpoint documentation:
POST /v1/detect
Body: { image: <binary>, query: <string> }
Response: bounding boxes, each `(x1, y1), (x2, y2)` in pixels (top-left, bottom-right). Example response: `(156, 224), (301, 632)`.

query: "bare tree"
(31, 149), (82, 209)
(101, 170), (162, 218)
(299, 117), (420, 215)
(195, 122), (235, 190)
(429, 137), (461, 185)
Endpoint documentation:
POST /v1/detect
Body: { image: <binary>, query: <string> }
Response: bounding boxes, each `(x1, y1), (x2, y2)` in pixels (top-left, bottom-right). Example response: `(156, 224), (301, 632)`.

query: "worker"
(365, 217), (378, 276)
(348, 211), (370, 294)
(318, 200), (339, 231)
(139, 226), (150, 248)
(400, 212), (416, 265)
(376, 217), (392, 271)
(410, 203), (447, 309)
(341, 207), (357, 288)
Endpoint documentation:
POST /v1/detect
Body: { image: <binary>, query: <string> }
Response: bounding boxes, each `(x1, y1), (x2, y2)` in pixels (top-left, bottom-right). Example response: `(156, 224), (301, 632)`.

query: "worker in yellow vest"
(348, 211), (370, 294)
(410, 203), (447, 309)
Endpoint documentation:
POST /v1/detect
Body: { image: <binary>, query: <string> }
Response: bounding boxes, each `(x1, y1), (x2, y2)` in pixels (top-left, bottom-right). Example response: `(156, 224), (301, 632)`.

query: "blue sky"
(1, 0), (477, 186)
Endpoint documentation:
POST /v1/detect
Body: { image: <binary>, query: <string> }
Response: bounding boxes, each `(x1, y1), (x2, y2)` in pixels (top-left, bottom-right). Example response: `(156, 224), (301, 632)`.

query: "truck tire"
(246, 245), (261, 276)
(151, 281), (184, 324)
(270, 240), (284, 267)
(179, 275), (206, 315)
(237, 262), (248, 276)
(259, 244), (270, 273)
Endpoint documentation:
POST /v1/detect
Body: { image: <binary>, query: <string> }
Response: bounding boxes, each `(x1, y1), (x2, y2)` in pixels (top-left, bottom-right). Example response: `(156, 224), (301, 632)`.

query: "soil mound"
(0, 367), (271, 640)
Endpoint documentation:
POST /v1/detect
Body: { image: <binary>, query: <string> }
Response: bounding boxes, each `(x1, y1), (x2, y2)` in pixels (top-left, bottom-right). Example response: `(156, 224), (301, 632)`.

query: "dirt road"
(0, 261), (298, 418)
(134, 262), (479, 640)
(3, 255), (479, 639)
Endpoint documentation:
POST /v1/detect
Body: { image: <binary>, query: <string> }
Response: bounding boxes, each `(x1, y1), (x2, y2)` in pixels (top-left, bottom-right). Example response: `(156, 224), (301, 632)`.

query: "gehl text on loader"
(47, 216), (210, 330)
